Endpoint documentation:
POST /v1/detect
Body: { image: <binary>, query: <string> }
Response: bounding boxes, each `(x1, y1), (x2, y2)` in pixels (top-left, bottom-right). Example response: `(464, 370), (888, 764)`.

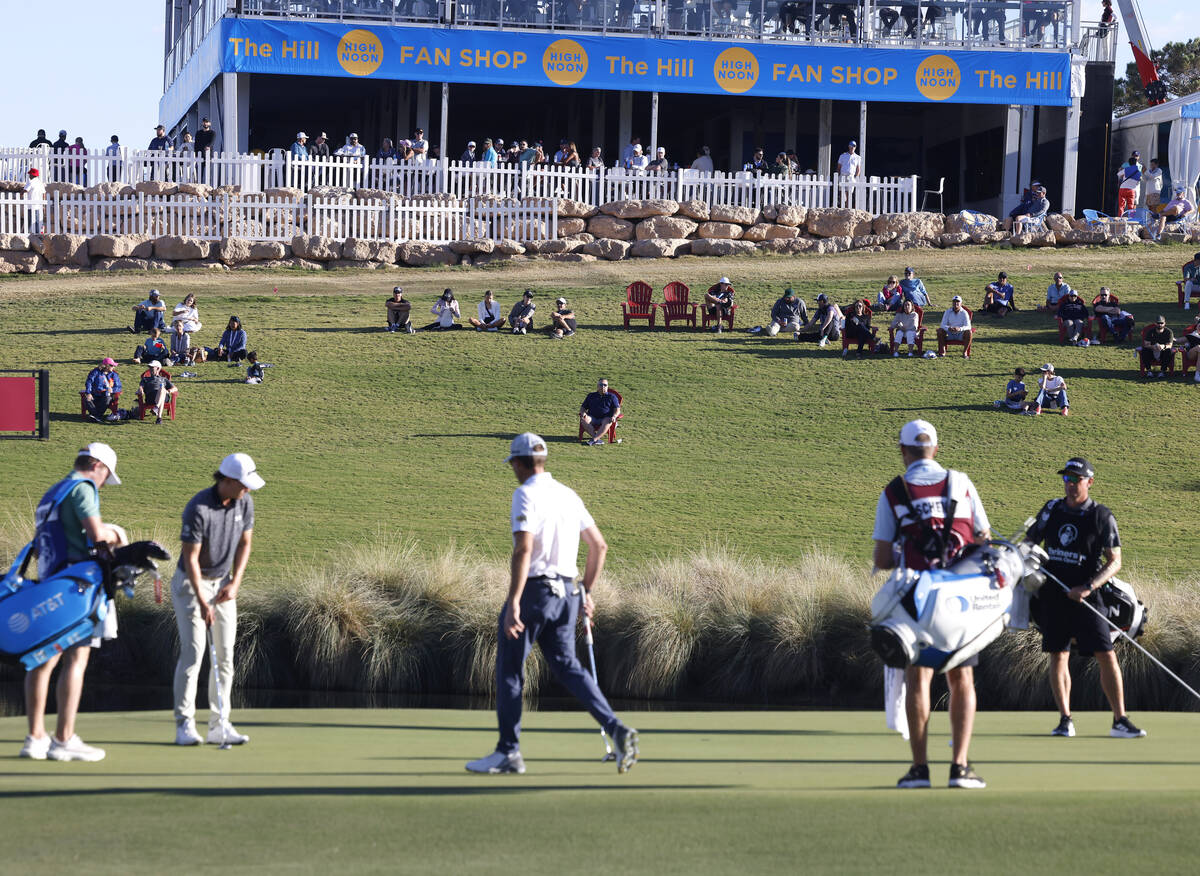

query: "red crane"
(1113, 0), (1168, 104)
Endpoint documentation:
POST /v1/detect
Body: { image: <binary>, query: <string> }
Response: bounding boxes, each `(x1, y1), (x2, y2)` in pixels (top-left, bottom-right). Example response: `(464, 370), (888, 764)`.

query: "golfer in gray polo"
(171, 453), (264, 746)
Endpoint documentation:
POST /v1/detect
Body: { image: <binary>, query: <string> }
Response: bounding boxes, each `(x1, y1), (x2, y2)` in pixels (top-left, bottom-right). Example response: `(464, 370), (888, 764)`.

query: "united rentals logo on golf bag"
(1, 539), (170, 669)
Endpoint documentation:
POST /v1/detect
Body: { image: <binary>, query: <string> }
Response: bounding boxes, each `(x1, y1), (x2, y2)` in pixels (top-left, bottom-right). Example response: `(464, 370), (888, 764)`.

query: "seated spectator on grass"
(877, 275), (903, 311)
(172, 294), (202, 333)
(1180, 331), (1200, 383)
(1181, 252), (1200, 310)
(766, 287), (809, 337)
(508, 289), (536, 334)
(1139, 315), (1174, 378)
(805, 293), (843, 347)
(843, 300), (879, 357)
(899, 267), (930, 307)
(937, 295), (973, 357)
(1092, 287), (1134, 343)
(212, 316), (248, 363)
(245, 351), (265, 385)
(704, 277), (736, 331)
(548, 297), (577, 338)
(981, 271), (1015, 316)
(137, 361), (174, 425)
(1156, 185), (1195, 237)
(1040, 272), (1072, 312)
(129, 288), (166, 334)
(134, 327), (170, 365)
(1004, 182), (1049, 232)
(994, 367), (1035, 414)
(579, 378), (620, 446)
(1034, 363), (1069, 416)
(386, 287), (413, 333)
(890, 299), (921, 357)
(169, 321), (200, 365)
(83, 357), (122, 422)
(1056, 289), (1091, 346)
(426, 289), (463, 331)
(469, 290), (506, 332)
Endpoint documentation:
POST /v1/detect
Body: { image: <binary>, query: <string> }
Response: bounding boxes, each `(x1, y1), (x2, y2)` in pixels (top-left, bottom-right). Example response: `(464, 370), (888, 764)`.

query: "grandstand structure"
(161, 1), (1118, 216)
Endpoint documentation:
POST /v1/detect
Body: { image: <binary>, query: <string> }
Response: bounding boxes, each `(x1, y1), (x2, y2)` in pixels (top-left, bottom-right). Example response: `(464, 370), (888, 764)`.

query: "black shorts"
(1037, 590), (1113, 655)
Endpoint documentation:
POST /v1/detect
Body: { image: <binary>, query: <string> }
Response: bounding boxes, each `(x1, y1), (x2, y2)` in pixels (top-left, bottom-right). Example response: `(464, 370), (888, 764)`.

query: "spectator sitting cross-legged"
(1092, 287), (1134, 343)
(245, 351), (265, 385)
(1056, 289), (1091, 346)
(1139, 315), (1174, 378)
(169, 321), (200, 365)
(981, 271), (1016, 317)
(877, 275), (903, 312)
(1040, 272), (1072, 312)
(843, 299), (879, 357)
(704, 277), (736, 332)
(1033, 363), (1069, 416)
(129, 288), (167, 334)
(138, 361), (175, 425)
(83, 357), (122, 422)
(426, 289), (463, 331)
(509, 289), (536, 334)
(579, 378), (620, 446)
(172, 294), (202, 334)
(994, 367), (1036, 414)
(548, 297), (577, 339)
(469, 290), (506, 332)
(899, 267), (930, 308)
(766, 287), (809, 337)
(134, 327), (170, 365)
(386, 287), (413, 333)
(211, 316), (248, 364)
(803, 293), (843, 347)
(937, 295), (973, 357)
(890, 299), (920, 357)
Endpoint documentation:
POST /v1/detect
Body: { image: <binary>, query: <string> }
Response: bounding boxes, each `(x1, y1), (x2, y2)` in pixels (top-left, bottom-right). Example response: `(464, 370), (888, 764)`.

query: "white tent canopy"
(1168, 102), (1200, 196)
(1112, 91), (1200, 198)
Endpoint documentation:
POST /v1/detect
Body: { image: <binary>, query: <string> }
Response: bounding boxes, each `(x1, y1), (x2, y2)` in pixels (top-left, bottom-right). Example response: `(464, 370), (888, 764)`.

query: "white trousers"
(765, 316), (802, 336)
(171, 566), (236, 726)
(895, 330), (918, 345)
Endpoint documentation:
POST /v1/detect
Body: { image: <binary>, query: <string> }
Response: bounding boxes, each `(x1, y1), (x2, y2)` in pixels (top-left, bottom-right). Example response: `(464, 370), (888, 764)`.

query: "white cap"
(296, 131), (307, 139)
(656, 147), (665, 154)
(633, 144), (642, 152)
(719, 276), (731, 284)
(555, 296), (566, 304)
(951, 295), (962, 302)
(899, 419), (937, 448)
(218, 452), (265, 490)
(505, 432), (548, 463)
(148, 360), (162, 369)
(468, 140), (476, 146)
(78, 442), (120, 484)
(1040, 362), (1055, 372)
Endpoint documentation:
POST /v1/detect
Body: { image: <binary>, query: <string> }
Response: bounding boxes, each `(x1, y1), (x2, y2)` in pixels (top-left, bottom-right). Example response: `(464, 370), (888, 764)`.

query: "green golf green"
(2, 708), (1197, 873)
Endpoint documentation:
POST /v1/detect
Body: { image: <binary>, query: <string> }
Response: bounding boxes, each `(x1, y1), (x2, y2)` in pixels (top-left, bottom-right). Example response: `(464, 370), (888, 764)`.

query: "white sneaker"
(466, 750), (526, 774)
(818, 337), (828, 347)
(47, 734), (106, 762)
(19, 734), (50, 760)
(175, 718), (203, 746)
(207, 721), (250, 745)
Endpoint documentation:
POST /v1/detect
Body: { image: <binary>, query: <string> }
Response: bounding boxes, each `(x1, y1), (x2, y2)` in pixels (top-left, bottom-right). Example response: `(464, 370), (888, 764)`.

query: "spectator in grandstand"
(647, 147), (669, 172)
(461, 140), (477, 163)
(1156, 185), (1195, 237)
(770, 152), (791, 176)
(376, 138), (396, 161)
(83, 358), (122, 423)
(24, 169), (46, 234)
(52, 129), (69, 151)
(195, 117), (216, 156)
(425, 290), (462, 331)
(548, 297), (577, 339)
(937, 295), (973, 357)
(690, 146), (713, 173)
(533, 142), (548, 165)
(129, 288), (167, 335)
(172, 294), (203, 334)
(836, 140), (862, 178)
(744, 149), (768, 173)
(843, 299), (879, 356)
(149, 125), (172, 151)
(137, 361), (175, 425)
(1115, 151), (1142, 215)
(29, 129), (52, 148)
(386, 287), (413, 333)
(134, 327), (170, 366)
(1041, 272), (1072, 312)
(290, 132), (309, 159)
(900, 266), (930, 307)
(806, 294), (844, 347)
(1139, 316), (1174, 378)
(587, 146), (604, 169)
(410, 129), (428, 160)
(765, 287), (809, 337)
(336, 133), (366, 158)
(625, 144), (649, 171)
(553, 140), (570, 164)
(1144, 158), (1163, 208)
(1034, 363), (1069, 415)
(178, 132), (195, 160)
(469, 290), (506, 332)
(994, 367), (1035, 413)
(517, 140), (536, 165)
(560, 141), (582, 168)
(481, 138), (498, 165)
(105, 134), (122, 181)
(877, 275), (904, 311)
(981, 271), (1016, 316)
(704, 277), (736, 331)
(68, 136), (87, 187)
(1092, 287), (1134, 343)
(1099, 0), (1115, 35)
(1005, 182), (1049, 232)
(1056, 288), (1091, 346)
(621, 136), (642, 167)
(890, 299), (921, 357)
(308, 132), (331, 158)
(509, 290), (537, 334)
(211, 317), (248, 364)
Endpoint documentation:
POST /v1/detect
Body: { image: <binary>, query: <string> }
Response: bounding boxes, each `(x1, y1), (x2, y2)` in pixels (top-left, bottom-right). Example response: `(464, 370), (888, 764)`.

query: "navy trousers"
(495, 579), (620, 754)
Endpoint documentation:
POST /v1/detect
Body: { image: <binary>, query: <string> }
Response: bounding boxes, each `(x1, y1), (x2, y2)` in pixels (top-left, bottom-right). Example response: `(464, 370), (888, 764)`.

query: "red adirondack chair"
(937, 306), (976, 358)
(135, 368), (179, 420)
(888, 305), (926, 355)
(1176, 260), (1199, 308)
(1091, 292), (1129, 343)
(841, 299), (876, 354)
(659, 282), (698, 329)
(621, 281), (656, 329)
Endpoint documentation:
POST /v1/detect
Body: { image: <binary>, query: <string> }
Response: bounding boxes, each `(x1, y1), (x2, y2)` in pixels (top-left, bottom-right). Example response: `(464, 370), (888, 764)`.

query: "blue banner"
(213, 19), (1069, 106)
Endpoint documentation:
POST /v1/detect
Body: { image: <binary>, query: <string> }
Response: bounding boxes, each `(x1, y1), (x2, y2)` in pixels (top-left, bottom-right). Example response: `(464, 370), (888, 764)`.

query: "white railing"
(0, 192), (556, 244)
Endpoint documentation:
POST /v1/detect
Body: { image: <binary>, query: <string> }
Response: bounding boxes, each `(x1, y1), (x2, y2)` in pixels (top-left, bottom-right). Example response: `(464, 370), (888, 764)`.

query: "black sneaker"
(1051, 715), (1076, 737)
(1110, 716), (1147, 738)
(896, 763), (930, 789)
(948, 763), (986, 789)
(612, 725), (639, 774)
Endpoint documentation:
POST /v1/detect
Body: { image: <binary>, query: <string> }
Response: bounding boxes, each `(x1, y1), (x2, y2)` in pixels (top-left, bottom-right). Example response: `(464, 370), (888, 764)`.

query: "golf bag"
(1, 540), (170, 670)
(869, 540), (1049, 672)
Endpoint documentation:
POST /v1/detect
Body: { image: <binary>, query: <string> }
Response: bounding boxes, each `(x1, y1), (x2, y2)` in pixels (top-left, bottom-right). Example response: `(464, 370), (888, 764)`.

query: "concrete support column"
(220, 72), (239, 154)
(817, 99), (832, 178)
(729, 110), (745, 172)
(858, 100), (867, 173)
(439, 83), (449, 164)
(236, 74), (250, 153)
(416, 82), (431, 137)
(649, 92), (659, 159)
(1019, 104), (1035, 190)
(618, 91), (633, 163)
(1001, 104), (1022, 215)
(1062, 97), (1082, 215)
(591, 92), (606, 158)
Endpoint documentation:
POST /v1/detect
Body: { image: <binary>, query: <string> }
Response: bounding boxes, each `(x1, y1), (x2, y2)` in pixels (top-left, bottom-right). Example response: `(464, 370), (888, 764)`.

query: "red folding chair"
(889, 305), (926, 354)
(937, 306), (976, 358)
(841, 299), (875, 355)
(621, 281), (656, 329)
(1091, 293), (1130, 343)
(135, 369), (179, 420)
(659, 282), (698, 329)
(577, 389), (623, 444)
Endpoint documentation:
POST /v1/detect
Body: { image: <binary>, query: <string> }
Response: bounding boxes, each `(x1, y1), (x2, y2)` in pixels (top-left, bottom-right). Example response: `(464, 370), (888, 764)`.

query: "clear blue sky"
(0, 0), (1192, 148)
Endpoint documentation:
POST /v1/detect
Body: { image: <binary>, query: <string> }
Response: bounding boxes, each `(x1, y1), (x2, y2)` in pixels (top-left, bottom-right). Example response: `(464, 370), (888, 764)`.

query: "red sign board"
(0, 376), (36, 431)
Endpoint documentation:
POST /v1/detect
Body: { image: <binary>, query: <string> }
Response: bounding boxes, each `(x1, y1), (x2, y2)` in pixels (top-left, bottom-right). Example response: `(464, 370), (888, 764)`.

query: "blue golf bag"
(1, 539), (170, 670)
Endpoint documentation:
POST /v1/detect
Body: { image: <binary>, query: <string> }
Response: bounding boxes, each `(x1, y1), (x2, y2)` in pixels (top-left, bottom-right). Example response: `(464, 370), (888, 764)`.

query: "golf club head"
(601, 752), (616, 762)
(218, 740), (232, 751)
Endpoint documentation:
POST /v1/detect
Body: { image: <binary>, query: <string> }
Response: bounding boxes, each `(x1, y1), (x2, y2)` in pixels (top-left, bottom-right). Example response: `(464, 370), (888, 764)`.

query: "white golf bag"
(869, 541), (1049, 673)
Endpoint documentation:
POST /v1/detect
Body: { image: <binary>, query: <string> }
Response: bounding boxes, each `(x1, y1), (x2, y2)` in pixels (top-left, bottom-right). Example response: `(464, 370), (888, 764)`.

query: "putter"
(208, 627), (232, 750)
(583, 610), (616, 762)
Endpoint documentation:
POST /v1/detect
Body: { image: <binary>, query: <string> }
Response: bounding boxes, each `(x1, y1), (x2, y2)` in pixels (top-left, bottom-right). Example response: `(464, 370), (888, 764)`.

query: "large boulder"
(697, 221), (744, 240)
(1011, 231), (1057, 248)
(40, 234), (90, 266)
(630, 238), (692, 258)
(535, 239), (584, 254)
(92, 257), (151, 272)
(578, 239), (630, 260)
(0, 234), (30, 252)
(290, 234), (341, 261)
(635, 216), (698, 240)
(884, 234), (935, 251)
(743, 223), (799, 242)
(588, 215), (635, 240)
(0, 251), (45, 273)
(397, 242), (457, 266)
(598, 198), (679, 220)
(352, 188), (395, 203)
(135, 180), (178, 196)
(689, 239), (757, 257)
(760, 237), (818, 255)
(558, 217), (588, 236)
(154, 236), (211, 261)
(1060, 228), (1107, 245)
(176, 182), (212, 198)
(676, 199), (710, 221)
(0, 180), (27, 194)
(83, 181), (126, 198)
(494, 239), (527, 255)
(708, 203), (758, 226)
(219, 237), (253, 265)
(250, 241), (289, 261)
(45, 182), (83, 197)
(971, 230), (1009, 245)
(872, 212), (944, 240)
(263, 186), (304, 201)
(944, 211), (999, 234)
(806, 207), (873, 238)
(1045, 213), (1072, 235)
(852, 233), (895, 248)
(89, 234), (152, 258)
(329, 259), (384, 270)
(774, 204), (808, 227)
(938, 232), (973, 248)
(815, 236), (853, 254)
(533, 252), (597, 263)
(556, 198), (597, 219)
(448, 238), (496, 255)
(174, 259), (228, 271)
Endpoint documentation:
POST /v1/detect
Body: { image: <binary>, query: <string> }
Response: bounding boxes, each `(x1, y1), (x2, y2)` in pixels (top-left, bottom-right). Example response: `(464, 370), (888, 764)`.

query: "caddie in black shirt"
(1025, 457), (1146, 740)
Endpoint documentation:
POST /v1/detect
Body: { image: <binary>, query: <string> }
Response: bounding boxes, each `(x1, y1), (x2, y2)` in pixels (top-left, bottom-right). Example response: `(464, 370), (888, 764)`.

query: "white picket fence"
(0, 192), (556, 244)
(1, 146), (919, 213)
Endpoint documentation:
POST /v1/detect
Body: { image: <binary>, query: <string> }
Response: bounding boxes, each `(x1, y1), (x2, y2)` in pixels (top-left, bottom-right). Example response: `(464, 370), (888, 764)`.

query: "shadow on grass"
(11, 327), (126, 336)
(292, 326), (383, 334)
(409, 432), (581, 444)
(0, 784), (729, 800)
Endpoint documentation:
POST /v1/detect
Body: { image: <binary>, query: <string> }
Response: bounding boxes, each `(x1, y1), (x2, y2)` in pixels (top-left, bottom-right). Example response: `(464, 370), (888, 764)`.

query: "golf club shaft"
(208, 626), (230, 744)
(1040, 567), (1200, 703)
(583, 612), (614, 755)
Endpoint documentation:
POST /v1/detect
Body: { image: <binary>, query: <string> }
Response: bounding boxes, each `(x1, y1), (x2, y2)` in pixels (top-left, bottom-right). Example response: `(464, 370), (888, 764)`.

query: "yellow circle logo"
(915, 55), (961, 101)
(543, 40), (588, 86)
(713, 48), (758, 94)
(338, 29), (384, 77)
